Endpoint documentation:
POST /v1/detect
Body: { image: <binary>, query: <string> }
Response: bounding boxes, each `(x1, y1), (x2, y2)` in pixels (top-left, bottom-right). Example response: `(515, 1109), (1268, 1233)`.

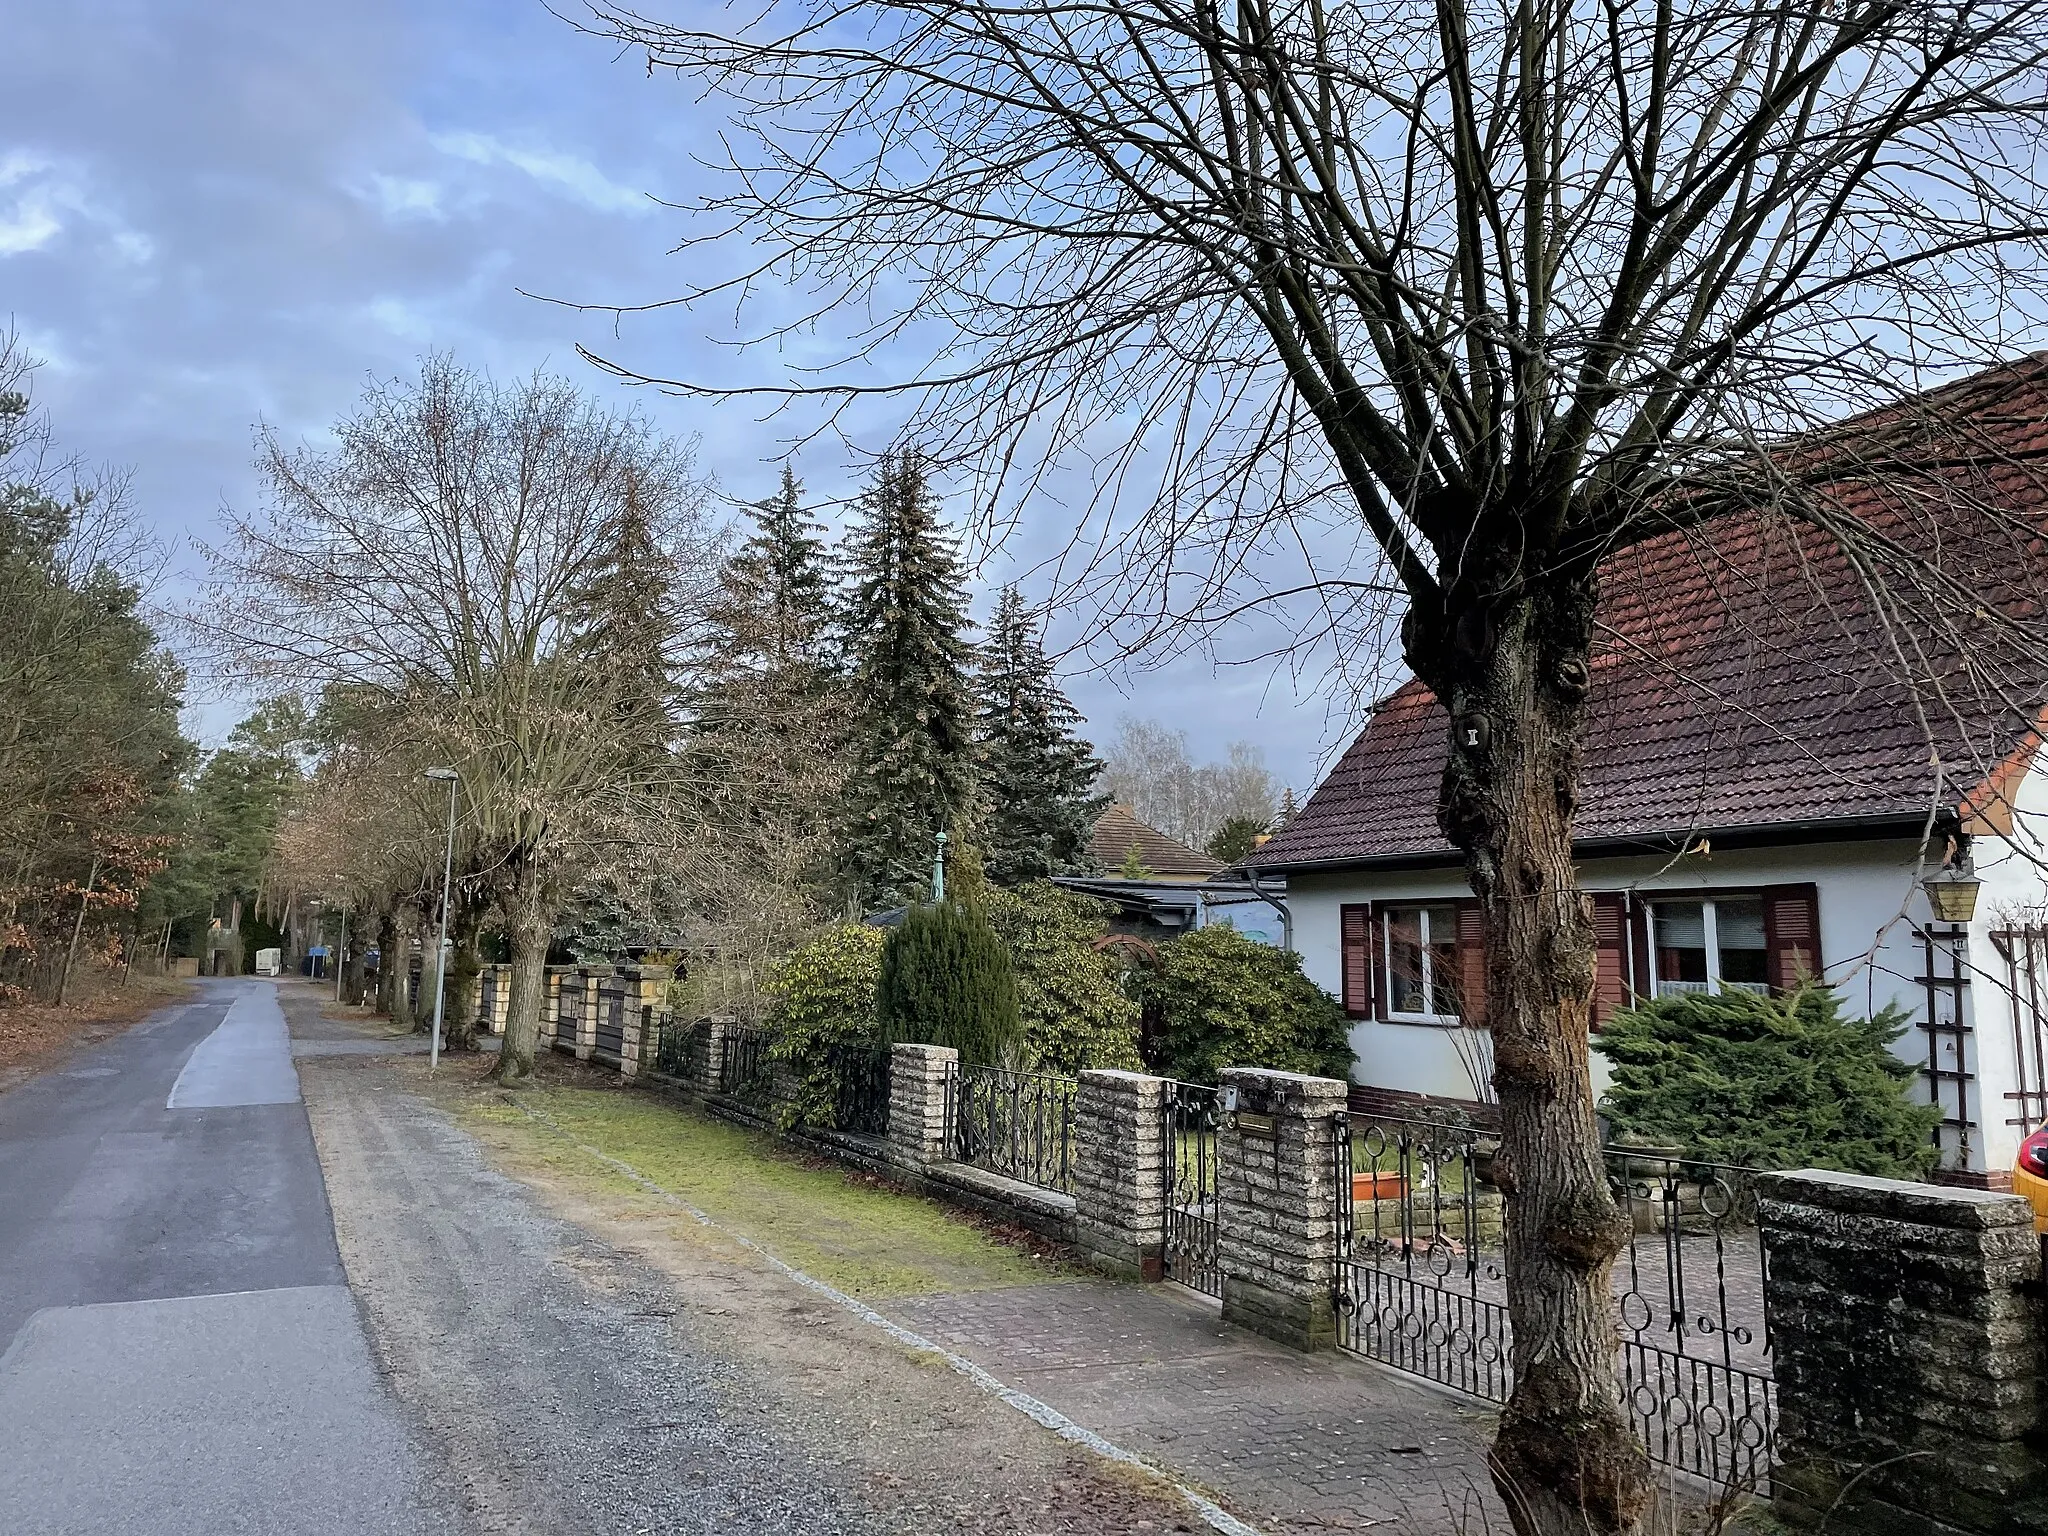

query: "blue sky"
(0, 0), (1362, 793)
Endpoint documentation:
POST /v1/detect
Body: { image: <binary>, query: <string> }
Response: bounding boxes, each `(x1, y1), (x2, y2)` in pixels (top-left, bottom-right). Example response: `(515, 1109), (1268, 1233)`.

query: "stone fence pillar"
(1759, 1169), (2048, 1535)
(1216, 1067), (1349, 1351)
(1073, 1070), (1171, 1280)
(888, 1044), (957, 1171)
(575, 964), (610, 1061)
(542, 967), (569, 1047)
(616, 966), (666, 1079)
(699, 1016), (735, 1093)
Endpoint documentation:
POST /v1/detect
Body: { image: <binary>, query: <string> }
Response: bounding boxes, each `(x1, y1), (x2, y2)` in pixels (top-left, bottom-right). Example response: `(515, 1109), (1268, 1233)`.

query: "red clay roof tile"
(1253, 355), (2048, 869)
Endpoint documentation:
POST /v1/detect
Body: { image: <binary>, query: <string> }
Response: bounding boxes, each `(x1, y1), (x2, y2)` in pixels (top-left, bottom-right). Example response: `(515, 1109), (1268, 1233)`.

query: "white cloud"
(359, 295), (436, 341)
(366, 174), (445, 221)
(0, 191), (62, 255)
(0, 150), (153, 262)
(429, 129), (648, 215)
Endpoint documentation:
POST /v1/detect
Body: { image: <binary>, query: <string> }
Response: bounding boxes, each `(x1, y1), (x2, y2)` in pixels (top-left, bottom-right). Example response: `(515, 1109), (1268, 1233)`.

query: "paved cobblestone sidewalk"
(886, 1281), (1509, 1534)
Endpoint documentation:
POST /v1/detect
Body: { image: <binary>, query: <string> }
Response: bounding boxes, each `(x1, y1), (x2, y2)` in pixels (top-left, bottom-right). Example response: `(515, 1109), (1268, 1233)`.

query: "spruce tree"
(700, 463), (838, 694)
(972, 585), (1104, 885)
(837, 452), (977, 907)
(684, 463), (847, 921)
(572, 472), (679, 758)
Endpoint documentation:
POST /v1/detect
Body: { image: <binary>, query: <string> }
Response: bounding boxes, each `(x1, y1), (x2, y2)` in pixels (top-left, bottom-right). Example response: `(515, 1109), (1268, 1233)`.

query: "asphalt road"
(0, 979), (458, 1536)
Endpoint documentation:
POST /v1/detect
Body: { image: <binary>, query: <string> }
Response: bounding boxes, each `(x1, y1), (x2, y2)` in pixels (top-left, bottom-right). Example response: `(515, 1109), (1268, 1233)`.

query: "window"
(1385, 904), (1462, 1018)
(1651, 896), (1770, 998)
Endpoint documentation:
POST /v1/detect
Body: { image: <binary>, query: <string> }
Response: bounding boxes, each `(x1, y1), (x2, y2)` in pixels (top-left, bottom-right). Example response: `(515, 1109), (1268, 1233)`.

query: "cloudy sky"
(1, 0), (1367, 792)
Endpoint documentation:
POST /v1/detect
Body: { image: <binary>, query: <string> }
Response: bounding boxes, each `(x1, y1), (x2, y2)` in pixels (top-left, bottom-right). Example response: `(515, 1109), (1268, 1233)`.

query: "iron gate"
(1162, 1080), (1221, 1295)
(1333, 1113), (1775, 1488)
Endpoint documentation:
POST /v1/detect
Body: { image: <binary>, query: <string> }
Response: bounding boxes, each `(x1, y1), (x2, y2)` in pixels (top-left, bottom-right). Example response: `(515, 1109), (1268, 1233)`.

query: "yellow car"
(2018, 1128), (2048, 1235)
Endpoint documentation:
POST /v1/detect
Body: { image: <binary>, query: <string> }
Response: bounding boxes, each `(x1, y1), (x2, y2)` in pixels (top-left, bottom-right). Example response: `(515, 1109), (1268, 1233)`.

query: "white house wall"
(1289, 829), (2048, 1172)
(1959, 748), (2048, 1169)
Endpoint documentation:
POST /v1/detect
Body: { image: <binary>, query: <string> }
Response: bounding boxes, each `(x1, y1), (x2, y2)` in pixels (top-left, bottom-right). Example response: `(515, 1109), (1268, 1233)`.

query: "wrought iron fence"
(1162, 1080), (1221, 1295)
(946, 1064), (1078, 1192)
(826, 1042), (892, 1137)
(650, 1012), (709, 1080)
(1607, 1147), (1775, 1487)
(721, 1025), (775, 1098)
(1332, 1113), (1775, 1489)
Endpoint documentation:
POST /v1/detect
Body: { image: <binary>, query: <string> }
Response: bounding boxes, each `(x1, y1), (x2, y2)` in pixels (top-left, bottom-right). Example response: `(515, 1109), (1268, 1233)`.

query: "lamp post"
(932, 830), (948, 902)
(424, 768), (459, 1070)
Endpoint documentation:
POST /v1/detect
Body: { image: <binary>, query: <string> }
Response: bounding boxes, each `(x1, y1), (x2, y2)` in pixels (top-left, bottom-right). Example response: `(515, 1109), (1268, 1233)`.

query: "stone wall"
(1760, 1169), (2048, 1536)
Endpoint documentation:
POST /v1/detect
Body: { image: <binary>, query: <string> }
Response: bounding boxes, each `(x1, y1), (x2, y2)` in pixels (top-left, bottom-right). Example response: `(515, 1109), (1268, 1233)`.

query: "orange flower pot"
(1352, 1171), (1408, 1203)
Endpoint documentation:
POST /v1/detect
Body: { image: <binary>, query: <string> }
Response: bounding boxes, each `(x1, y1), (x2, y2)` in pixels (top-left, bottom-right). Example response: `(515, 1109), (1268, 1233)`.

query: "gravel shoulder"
(293, 998), (1213, 1535)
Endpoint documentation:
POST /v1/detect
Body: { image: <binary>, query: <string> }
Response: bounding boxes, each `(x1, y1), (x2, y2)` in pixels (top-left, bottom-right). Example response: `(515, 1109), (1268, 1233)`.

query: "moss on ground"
(455, 1082), (1071, 1300)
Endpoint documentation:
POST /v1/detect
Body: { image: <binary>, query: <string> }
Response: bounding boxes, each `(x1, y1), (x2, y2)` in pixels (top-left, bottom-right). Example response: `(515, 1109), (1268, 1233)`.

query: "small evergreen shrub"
(764, 923), (887, 1128)
(983, 881), (1143, 1073)
(1143, 925), (1355, 1084)
(877, 899), (1021, 1066)
(1595, 985), (1942, 1175)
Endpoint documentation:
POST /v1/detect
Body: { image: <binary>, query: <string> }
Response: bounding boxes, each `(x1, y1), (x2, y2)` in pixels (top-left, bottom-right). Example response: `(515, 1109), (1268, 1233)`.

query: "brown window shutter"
(1762, 883), (1822, 991)
(1339, 903), (1372, 1018)
(1455, 901), (1488, 1027)
(1590, 892), (1630, 1027)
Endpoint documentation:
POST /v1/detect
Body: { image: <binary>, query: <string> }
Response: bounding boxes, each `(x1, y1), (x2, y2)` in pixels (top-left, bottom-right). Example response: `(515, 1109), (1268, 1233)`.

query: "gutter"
(1241, 866), (1293, 952)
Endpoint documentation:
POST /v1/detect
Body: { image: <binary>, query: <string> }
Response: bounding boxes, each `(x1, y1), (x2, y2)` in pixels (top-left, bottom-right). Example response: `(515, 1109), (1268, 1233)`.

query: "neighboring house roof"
(1088, 804), (1226, 880)
(1252, 354), (2048, 872)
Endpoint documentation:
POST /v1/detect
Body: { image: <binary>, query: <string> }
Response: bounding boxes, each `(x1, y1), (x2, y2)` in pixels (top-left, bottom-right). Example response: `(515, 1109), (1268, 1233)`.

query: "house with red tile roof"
(1086, 804), (1226, 884)
(1247, 355), (2048, 1184)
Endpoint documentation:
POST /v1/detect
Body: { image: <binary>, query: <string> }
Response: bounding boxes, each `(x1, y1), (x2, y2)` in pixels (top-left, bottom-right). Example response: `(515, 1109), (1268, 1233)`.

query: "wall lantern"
(1924, 848), (1981, 924)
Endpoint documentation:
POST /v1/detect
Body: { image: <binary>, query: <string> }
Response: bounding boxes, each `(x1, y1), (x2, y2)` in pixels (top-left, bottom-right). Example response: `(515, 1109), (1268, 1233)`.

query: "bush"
(1595, 985), (1942, 1175)
(878, 899), (1021, 1066)
(1143, 925), (1355, 1084)
(764, 923), (887, 1128)
(982, 881), (1142, 1074)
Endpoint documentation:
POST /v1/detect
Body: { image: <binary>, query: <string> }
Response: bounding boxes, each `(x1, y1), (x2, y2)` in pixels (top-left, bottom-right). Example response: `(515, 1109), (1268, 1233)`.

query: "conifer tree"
(837, 452), (976, 906)
(572, 472), (680, 759)
(700, 463), (838, 694)
(680, 463), (848, 945)
(557, 473), (683, 957)
(876, 898), (1020, 1066)
(973, 586), (1102, 885)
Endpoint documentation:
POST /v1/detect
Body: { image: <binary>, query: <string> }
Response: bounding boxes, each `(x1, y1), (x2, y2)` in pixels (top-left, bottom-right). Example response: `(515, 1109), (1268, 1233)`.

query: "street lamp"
(424, 767), (459, 1070)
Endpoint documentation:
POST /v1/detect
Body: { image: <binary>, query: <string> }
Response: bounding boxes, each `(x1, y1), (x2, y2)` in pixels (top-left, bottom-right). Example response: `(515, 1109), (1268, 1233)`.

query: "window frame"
(1381, 902), (1464, 1024)
(1647, 892), (1771, 1000)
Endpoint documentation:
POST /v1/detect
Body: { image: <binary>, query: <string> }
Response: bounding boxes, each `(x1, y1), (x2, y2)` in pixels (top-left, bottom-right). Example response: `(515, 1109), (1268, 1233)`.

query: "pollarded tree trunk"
(1424, 575), (1650, 1536)
(491, 861), (549, 1085)
(389, 904), (419, 1031)
(374, 907), (399, 1018)
(342, 926), (368, 1006)
(443, 904), (482, 1052)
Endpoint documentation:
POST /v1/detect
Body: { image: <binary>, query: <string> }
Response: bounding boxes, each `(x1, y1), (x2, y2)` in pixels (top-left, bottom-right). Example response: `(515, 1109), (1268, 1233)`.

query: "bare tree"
(1100, 716), (1277, 848)
(202, 357), (716, 1083)
(576, 2), (2048, 1528)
